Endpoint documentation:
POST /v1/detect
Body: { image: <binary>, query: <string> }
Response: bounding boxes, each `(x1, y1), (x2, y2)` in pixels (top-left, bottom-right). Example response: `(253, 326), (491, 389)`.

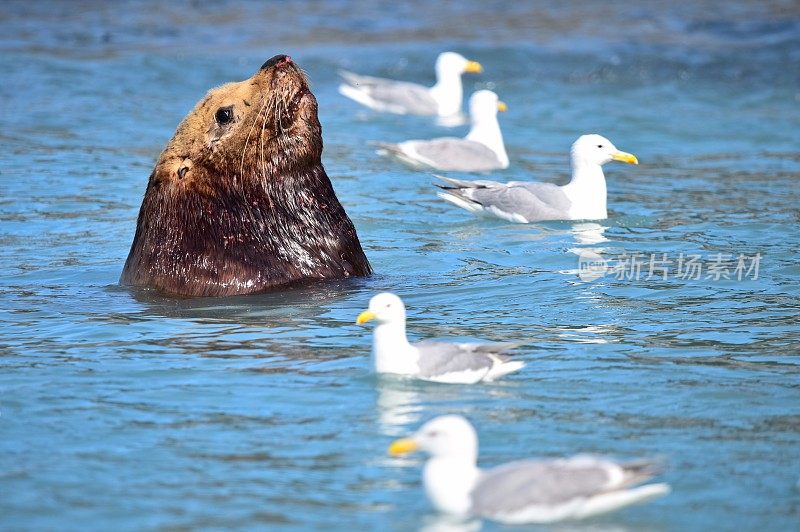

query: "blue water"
(1, 1), (799, 530)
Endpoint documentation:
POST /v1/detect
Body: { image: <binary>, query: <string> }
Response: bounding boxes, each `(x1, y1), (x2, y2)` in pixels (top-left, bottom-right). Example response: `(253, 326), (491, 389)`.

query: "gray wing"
(339, 70), (389, 88)
(339, 70), (437, 115)
(409, 139), (503, 171)
(471, 456), (662, 515)
(436, 176), (572, 221)
(414, 341), (519, 380)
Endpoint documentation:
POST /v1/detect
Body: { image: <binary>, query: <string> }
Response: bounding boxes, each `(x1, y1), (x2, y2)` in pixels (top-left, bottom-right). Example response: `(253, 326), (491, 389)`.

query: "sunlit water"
(1, 1), (799, 530)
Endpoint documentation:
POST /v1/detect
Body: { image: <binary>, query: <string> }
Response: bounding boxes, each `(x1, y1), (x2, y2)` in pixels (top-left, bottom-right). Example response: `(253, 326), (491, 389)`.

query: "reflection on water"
(419, 515), (482, 532)
(570, 222), (608, 245)
(1, 0), (799, 530)
(375, 379), (424, 433)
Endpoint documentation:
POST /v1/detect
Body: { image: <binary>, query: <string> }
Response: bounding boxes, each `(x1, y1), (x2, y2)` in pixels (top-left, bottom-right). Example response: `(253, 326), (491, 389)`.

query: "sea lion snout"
(261, 54), (292, 71)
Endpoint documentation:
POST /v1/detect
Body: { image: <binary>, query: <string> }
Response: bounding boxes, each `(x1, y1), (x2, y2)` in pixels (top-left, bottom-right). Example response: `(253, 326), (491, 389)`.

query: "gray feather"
(338, 70), (385, 87)
(373, 141), (403, 154)
(407, 139), (503, 171)
(436, 176), (572, 221)
(470, 456), (661, 515)
(471, 459), (610, 514)
(414, 341), (518, 379)
(339, 70), (438, 115)
(618, 458), (667, 487)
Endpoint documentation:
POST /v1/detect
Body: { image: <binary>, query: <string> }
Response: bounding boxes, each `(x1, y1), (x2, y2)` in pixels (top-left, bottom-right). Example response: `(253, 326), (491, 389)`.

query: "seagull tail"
(370, 141), (403, 157)
(434, 175), (488, 214)
(338, 83), (376, 109)
(436, 191), (484, 215)
(370, 142), (426, 169)
(620, 457), (668, 486)
(337, 69), (361, 85)
(433, 174), (482, 190)
(573, 483), (671, 520)
(484, 358), (526, 381)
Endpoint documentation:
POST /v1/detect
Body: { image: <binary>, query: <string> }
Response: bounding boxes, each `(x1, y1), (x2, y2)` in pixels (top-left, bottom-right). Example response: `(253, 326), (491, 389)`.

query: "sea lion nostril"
(261, 54), (291, 70)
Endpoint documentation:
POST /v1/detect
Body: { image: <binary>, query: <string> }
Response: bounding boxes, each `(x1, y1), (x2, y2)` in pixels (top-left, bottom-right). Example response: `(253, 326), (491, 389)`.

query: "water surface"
(1, 1), (799, 530)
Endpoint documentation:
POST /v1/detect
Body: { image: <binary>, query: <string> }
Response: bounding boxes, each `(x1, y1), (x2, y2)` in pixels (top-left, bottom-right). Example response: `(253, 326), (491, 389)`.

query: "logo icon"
(577, 250), (608, 282)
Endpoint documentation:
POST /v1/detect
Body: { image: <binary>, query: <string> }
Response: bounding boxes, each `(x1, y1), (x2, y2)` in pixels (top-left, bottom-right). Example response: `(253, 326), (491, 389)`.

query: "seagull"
(355, 293), (524, 384)
(377, 90), (509, 172)
(389, 415), (671, 524)
(338, 52), (482, 120)
(435, 134), (638, 222)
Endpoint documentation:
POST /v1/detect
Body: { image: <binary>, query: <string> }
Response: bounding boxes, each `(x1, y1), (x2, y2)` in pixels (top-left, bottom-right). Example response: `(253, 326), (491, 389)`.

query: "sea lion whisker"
(253, 99), (269, 173)
(260, 98), (270, 177)
(241, 101), (263, 170)
(240, 98), (268, 176)
(271, 97), (279, 133)
(275, 96), (287, 136)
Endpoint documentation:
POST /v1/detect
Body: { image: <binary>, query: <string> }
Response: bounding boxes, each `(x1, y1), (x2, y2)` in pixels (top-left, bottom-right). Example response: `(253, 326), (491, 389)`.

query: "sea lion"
(120, 55), (371, 297)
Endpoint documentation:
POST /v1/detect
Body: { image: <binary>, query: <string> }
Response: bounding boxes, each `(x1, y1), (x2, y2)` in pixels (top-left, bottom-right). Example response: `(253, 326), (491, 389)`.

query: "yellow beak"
(497, 101), (508, 112)
(388, 437), (419, 456)
(610, 151), (638, 165)
(356, 310), (377, 325)
(464, 60), (483, 74)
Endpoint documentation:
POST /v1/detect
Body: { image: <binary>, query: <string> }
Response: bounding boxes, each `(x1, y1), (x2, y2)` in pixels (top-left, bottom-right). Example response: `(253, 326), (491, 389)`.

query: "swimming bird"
(377, 90), (509, 172)
(389, 415), (670, 524)
(435, 134), (638, 222)
(338, 52), (482, 120)
(355, 293), (524, 384)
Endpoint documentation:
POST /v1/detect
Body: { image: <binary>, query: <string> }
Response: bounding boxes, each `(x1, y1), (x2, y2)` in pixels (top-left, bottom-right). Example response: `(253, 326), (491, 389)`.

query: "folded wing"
(338, 70), (438, 115)
(471, 455), (667, 521)
(392, 139), (504, 172)
(436, 175), (572, 222)
(415, 341), (523, 383)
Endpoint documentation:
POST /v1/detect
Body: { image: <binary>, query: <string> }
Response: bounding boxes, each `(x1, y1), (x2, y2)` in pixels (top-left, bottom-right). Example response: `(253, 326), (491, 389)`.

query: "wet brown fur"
(120, 56), (371, 297)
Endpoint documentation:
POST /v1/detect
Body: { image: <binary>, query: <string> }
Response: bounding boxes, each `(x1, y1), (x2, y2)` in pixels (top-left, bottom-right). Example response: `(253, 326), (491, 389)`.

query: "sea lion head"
(158, 54), (319, 188)
(121, 55), (371, 297)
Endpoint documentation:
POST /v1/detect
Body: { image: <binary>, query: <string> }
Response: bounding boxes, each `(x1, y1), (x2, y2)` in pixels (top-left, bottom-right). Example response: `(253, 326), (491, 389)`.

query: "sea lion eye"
(215, 106), (235, 125)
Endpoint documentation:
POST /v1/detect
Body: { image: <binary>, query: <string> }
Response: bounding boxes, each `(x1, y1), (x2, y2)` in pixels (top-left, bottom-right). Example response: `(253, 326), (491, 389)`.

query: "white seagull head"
(389, 415), (479, 461)
(468, 89), (507, 123)
(570, 134), (638, 168)
(356, 292), (406, 326)
(436, 52), (483, 78)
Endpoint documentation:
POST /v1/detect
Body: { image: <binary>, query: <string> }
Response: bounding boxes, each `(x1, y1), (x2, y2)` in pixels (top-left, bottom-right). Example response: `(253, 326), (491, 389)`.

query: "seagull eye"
(597, 144), (604, 148)
(215, 106), (235, 125)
